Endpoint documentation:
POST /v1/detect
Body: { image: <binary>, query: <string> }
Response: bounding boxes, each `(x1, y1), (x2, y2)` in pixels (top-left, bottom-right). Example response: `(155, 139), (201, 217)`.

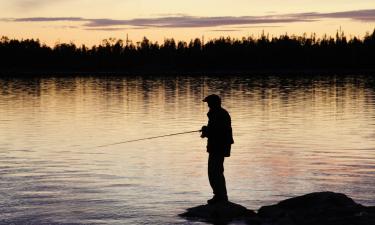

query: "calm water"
(1, 75), (375, 224)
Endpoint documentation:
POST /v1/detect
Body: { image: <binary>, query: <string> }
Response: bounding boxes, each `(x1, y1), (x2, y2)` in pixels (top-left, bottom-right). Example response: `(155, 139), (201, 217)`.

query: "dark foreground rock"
(258, 192), (375, 225)
(179, 201), (257, 224)
(180, 192), (375, 225)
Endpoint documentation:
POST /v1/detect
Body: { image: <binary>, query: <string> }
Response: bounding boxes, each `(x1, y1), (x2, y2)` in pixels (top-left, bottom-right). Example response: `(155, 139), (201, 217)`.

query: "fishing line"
(94, 130), (201, 148)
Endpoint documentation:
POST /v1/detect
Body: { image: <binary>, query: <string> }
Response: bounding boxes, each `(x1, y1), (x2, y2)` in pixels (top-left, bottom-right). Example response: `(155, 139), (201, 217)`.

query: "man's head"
(203, 94), (221, 109)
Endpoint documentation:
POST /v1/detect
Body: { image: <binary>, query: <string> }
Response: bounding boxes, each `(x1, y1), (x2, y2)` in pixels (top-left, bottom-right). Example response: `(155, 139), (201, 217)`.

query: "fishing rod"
(95, 130), (201, 148)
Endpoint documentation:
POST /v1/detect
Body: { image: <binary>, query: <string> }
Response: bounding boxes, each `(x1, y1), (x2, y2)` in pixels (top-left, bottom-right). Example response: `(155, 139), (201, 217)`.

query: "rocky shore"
(180, 192), (375, 225)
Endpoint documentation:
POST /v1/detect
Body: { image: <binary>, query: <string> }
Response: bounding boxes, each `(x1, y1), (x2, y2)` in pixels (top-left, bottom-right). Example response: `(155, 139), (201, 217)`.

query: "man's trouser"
(208, 153), (227, 199)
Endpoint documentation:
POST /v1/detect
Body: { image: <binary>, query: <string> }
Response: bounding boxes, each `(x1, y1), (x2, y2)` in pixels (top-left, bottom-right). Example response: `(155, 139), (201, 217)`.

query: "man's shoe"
(207, 196), (228, 205)
(207, 196), (218, 205)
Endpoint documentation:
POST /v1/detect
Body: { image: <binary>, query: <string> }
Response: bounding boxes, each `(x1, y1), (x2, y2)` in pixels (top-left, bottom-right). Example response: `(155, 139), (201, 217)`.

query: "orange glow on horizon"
(1, 0), (374, 47)
(1, 19), (374, 47)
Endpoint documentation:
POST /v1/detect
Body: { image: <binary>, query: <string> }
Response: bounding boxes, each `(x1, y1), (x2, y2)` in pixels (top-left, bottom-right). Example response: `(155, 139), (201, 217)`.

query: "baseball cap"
(203, 94), (221, 104)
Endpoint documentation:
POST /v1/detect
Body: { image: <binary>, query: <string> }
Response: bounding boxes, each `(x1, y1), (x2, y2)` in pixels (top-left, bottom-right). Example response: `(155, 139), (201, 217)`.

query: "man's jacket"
(205, 107), (234, 157)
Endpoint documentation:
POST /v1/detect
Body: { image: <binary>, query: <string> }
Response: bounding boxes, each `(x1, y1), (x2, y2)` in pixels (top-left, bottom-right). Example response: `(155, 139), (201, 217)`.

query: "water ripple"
(1, 75), (375, 224)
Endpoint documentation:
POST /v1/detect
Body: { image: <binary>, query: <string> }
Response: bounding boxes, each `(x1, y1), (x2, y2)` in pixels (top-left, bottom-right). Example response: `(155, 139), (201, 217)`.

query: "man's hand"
(201, 126), (208, 138)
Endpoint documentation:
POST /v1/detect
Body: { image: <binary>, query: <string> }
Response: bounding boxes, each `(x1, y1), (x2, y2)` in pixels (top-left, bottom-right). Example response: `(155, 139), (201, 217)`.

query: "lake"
(1, 75), (375, 224)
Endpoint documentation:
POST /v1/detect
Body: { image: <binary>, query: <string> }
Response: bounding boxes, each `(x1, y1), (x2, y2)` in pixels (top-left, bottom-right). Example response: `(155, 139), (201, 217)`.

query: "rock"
(179, 201), (257, 224)
(180, 192), (375, 225)
(258, 192), (373, 225)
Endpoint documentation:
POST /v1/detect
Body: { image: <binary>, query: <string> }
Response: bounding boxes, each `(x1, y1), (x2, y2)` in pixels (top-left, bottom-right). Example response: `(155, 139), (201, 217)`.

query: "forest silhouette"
(1, 29), (375, 74)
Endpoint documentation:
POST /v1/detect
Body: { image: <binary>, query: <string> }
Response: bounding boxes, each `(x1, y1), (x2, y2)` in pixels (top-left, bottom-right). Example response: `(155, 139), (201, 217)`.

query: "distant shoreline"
(1, 68), (375, 77)
(2, 31), (375, 78)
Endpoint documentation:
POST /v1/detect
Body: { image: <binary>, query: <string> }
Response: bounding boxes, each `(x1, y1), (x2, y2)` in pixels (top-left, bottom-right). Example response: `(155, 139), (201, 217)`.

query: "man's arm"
(201, 125), (208, 138)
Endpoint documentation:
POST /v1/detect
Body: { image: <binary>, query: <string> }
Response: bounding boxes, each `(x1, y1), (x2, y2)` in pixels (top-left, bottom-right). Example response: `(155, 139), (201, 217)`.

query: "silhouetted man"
(201, 94), (234, 204)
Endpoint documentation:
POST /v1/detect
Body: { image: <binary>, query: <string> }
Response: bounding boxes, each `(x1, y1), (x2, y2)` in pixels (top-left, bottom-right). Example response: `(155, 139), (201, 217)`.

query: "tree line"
(1, 30), (375, 73)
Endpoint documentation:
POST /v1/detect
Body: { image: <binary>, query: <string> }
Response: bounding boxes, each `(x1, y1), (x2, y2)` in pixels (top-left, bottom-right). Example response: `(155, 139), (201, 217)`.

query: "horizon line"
(2, 27), (375, 47)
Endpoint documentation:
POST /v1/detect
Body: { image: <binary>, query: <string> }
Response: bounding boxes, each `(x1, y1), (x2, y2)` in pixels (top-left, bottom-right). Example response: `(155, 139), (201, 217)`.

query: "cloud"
(84, 27), (147, 31)
(81, 16), (310, 28)
(320, 9), (375, 21)
(0, 16), (311, 28)
(3, 9), (375, 29)
(13, 17), (84, 22)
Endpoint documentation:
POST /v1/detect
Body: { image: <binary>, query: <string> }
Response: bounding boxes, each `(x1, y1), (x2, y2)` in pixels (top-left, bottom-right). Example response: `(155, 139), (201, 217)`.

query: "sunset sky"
(1, 0), (375, 46)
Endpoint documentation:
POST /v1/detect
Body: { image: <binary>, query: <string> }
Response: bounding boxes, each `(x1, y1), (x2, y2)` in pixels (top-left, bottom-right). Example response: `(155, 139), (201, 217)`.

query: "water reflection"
(1, 75), (375, 224)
